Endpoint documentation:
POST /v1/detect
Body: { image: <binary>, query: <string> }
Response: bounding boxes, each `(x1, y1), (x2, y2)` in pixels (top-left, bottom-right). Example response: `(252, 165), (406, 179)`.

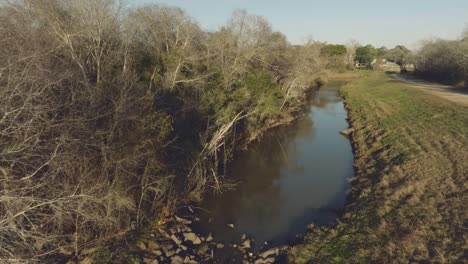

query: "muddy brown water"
(194, 80), (354, 250)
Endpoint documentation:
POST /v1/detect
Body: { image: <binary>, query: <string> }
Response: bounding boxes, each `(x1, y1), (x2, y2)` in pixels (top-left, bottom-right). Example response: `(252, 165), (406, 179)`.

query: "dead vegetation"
(0, 0), (328, 262)
(414, 27), (468, 86)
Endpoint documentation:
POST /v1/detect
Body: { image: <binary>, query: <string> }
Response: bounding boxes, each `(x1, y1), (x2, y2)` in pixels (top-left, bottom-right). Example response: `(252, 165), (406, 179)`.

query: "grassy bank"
(289, 71), (468, 263)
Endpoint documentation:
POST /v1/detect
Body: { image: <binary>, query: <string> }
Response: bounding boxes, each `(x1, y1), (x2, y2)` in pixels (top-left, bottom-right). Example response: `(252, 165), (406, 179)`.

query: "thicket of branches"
(0, 0), (325, 261)
(414, 28), (468, 85)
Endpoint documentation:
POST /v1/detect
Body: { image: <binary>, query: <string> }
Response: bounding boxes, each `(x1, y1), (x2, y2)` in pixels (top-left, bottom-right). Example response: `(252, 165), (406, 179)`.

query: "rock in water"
(258, 247), (279, 259)
(257, 257), (275, 264)
(198, 244), (210, 255)
(183, 232), (202, 245)
(165, 249), (176, 257)
(183, 256), (197, 264)
(143, 258), (158, 264)
(216, 244), (224, 249)
(242, 239), (251, 249)
(171, 234), (182, 245)
(171, 256), (184, 264)
(162, 244), (175, 257)
(340, 128), (354, 136)
(152, 250), (163, 256)
(174, 216), (192, 225)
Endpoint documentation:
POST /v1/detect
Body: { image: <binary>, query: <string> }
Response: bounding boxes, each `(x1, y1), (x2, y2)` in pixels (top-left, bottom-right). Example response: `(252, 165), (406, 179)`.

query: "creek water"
(196, 80), (354, 248)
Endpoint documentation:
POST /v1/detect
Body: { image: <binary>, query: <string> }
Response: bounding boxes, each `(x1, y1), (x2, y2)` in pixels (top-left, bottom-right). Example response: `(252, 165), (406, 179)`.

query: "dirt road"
(390, 73), (468, 106)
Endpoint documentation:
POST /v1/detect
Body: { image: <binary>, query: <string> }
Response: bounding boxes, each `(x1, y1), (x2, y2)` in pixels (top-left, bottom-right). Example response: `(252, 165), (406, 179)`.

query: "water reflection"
(198, 81), (354, 246)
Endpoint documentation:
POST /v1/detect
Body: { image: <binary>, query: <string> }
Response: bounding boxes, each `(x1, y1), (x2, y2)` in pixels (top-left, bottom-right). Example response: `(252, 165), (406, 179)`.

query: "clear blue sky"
(128, 0), (468, 49)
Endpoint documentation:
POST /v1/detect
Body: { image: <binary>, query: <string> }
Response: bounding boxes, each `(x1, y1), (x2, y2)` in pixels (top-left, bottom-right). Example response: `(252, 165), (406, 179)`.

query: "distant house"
(354, 61), (369, 69)
(354, 58), (378, 69)
(373, 61), (400, 71)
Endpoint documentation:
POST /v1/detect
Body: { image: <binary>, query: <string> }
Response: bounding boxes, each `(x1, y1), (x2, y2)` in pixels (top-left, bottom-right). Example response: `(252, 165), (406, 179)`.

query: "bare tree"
(455, 37), (468, 86)
(0, 2), (327, 262)
(415, 37), (467, 85)
(280, 41), (325, 109)
(26, 0), (121, 84)
(0, 1), (174, 261)
(207, 10), (286, 89)
(462, 25), (468, 40)
(126, 5), (207, 91)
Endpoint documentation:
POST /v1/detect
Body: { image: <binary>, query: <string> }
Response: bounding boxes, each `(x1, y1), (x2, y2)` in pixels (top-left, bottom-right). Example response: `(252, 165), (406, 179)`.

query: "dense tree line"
(0, 0), (327, 261)
(384, 45), (412, 71)
(353, 44), (412, 70)
(319, 44), (349, 70)
(355, 44), (378, 66)
(414, 29), (468, 85)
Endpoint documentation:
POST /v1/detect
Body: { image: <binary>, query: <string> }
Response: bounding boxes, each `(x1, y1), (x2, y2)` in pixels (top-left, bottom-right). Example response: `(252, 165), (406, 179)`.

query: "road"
(390, 73), (468, 106)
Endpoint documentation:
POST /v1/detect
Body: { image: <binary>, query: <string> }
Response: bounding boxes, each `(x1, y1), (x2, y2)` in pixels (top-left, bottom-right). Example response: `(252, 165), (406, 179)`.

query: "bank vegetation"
(414, 28), (468, 86)
(0, 0), (333, 262)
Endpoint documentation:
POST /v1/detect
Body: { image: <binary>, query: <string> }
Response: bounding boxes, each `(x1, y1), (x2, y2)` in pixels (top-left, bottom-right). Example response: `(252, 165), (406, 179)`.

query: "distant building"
(373, 61), (400, 71)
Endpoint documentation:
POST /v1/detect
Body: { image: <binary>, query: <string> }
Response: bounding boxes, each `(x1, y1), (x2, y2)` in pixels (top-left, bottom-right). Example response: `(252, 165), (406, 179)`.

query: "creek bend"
(192, 80), (355, 249)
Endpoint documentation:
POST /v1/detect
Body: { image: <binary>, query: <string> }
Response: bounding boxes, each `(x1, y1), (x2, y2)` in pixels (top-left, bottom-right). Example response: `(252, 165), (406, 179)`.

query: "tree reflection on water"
(197, 81), (354, 247)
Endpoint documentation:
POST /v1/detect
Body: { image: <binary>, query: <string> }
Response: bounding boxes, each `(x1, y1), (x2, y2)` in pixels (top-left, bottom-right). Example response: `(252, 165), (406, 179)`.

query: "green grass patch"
(288, 71), (468, 263)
